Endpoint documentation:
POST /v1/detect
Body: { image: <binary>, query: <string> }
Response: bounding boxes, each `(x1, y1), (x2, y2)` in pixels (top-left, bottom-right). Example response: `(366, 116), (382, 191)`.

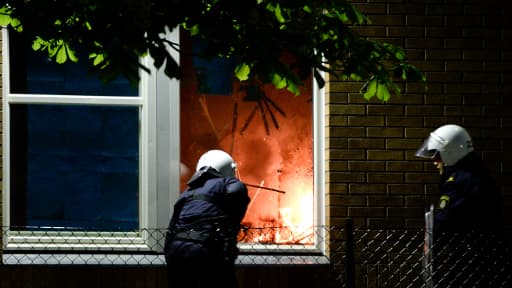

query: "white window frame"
(1, 27), (181, 253)
(237, 72), (326, 256)
(2, 27), (327, 263)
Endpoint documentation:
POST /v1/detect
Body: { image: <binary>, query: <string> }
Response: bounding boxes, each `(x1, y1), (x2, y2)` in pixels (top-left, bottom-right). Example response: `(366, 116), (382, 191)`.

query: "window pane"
(9, 31), (138, 96)
(179, 34), (314, 244)
(10, 104), (140, 230)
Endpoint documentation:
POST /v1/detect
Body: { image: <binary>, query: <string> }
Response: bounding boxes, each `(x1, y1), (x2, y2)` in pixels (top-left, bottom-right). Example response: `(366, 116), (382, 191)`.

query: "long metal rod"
(244, 183), (286, 194)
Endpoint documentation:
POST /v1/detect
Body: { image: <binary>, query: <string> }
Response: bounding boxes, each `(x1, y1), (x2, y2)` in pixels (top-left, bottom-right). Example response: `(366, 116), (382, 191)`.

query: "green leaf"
(272, 73), (287, 89)
(234, 63), (250, 81)
(32, 37), (45, 51)
(0, 6), (23, 31)
(10, 19), (23, 31)
(56, 45), (67, 64)
(376, 81), (391, 101)
(395, 50), (405, 61)
(0, 15), (10, 27)
(337, 12), (349, 23)
(388, 81), (401, 96)
(363, 78), (377, 100)
(65, 44), (78, 62)
(0, 6), (12, 26)
(90, 53), (105, 66)
(286, 82), (300, 96)
(189, 24), (200, 36)
(354, 8), (368, 24)
(274, 4), (285, 23)
(85, 21), (92, 30)
(350, 73), (362, 81)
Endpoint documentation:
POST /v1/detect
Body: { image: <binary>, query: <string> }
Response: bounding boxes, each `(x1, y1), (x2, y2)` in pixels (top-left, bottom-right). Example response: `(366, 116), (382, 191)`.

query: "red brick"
(327, 138), (348, 149)
(326, 183), (348, 195)
(367, 150), (404, 160)
(348, 116), (385, 126)
(327, 104), (365, 115)
(328, 149), (366, 160)
(406, 15), (443, 26)
(386, 139), (424, 149)
(405, 173), (439, 184)
(367, 173), (404, 184)
(386, 161), (424, 171)
(405, 105), (443, 116)
(367, 127), (404, 138)
(349, 207), (386, 217)
(349, 184), (386, 195)
(371, 15), (406, 26)
(368, 196), (404, 206)
(367, 105), (404, 116)
(327, 172), (366, 183)
(387, 184), (424, 195)
(329, 195), (367, 206)
(327, 127), (365, 138)
(444, 105), (482, 116)
(348, 138), (386, 149)
(387, 207), (425, 217)
(386, 117), (423, 127)
(348, 161), (385, 172)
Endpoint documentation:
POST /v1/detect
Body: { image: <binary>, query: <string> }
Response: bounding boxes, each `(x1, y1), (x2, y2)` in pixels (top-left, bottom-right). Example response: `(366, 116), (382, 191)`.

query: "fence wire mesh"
(1, 225), (511, 288)
(427, 231), (512, 288)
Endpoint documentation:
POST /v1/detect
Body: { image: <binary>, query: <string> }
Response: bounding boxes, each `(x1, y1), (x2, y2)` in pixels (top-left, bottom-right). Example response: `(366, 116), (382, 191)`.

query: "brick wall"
(0, 1), (511, 287)
(327, 0), (512, 230)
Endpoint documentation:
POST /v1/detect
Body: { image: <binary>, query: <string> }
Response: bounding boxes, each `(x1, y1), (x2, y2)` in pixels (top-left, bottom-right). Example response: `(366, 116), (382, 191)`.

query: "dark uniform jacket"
(164, 167), (250, 263)
(432, 154), (510, 287)
(435, 152), (503, 236)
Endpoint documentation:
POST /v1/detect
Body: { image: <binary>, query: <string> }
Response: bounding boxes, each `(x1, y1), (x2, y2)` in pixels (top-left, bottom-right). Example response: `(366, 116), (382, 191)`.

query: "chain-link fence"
(2, 224), (511, 288)
(425, 231), (512, 288)
(330, 220), (512, 288)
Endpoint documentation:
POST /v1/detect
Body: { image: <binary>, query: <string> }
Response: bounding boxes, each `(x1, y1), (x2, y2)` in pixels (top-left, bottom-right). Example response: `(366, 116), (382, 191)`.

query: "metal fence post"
(345, 218), (355, 288)
(423, 205), (434, 288)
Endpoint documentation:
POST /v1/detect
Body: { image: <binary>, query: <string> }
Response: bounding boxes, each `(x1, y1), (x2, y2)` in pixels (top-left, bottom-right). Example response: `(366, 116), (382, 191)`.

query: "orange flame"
(239, 177), (314, 245)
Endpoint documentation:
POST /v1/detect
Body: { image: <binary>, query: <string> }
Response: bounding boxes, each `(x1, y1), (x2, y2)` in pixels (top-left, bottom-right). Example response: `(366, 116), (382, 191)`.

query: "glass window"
(2, 28), (180, 254)
(3, 27), (324, 258)
(179, 33), (325, 249)
(10, 104), (139, 231)
(8, 30), (137, 96)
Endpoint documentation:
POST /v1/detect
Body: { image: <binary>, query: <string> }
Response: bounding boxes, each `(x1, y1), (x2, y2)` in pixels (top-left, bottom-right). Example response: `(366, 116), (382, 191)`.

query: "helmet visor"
(415, 137), (440, 160)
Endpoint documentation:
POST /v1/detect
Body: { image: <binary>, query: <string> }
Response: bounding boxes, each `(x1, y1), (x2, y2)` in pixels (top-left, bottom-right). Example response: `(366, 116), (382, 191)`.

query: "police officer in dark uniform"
(416, 124), (508, 287)
(164, 149), (250, 288)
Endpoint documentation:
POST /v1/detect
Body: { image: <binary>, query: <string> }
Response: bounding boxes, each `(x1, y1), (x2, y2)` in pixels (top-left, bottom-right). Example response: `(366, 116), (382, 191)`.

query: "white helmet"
(196, 149), (237, 178)
(415, 124), (474, 166)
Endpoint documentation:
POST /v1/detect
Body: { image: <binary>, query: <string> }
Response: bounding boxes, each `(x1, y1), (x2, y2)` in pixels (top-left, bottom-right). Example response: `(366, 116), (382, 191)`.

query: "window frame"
(1, 27), (327, 260)
(237, 72), (326, 255)
(1, 27), (181, 253)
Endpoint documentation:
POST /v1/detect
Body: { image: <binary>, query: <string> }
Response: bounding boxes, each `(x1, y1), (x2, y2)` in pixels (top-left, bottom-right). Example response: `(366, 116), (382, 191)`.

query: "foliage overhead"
(0, 0), (425, 101)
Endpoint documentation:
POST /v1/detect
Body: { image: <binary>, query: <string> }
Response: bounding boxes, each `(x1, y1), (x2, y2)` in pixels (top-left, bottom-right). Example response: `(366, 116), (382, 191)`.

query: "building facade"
(1, 0), (511, 287)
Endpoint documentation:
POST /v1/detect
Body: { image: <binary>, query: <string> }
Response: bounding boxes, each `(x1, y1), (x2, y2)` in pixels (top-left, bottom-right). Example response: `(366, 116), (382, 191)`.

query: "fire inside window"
(180, 36), (315, 246)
